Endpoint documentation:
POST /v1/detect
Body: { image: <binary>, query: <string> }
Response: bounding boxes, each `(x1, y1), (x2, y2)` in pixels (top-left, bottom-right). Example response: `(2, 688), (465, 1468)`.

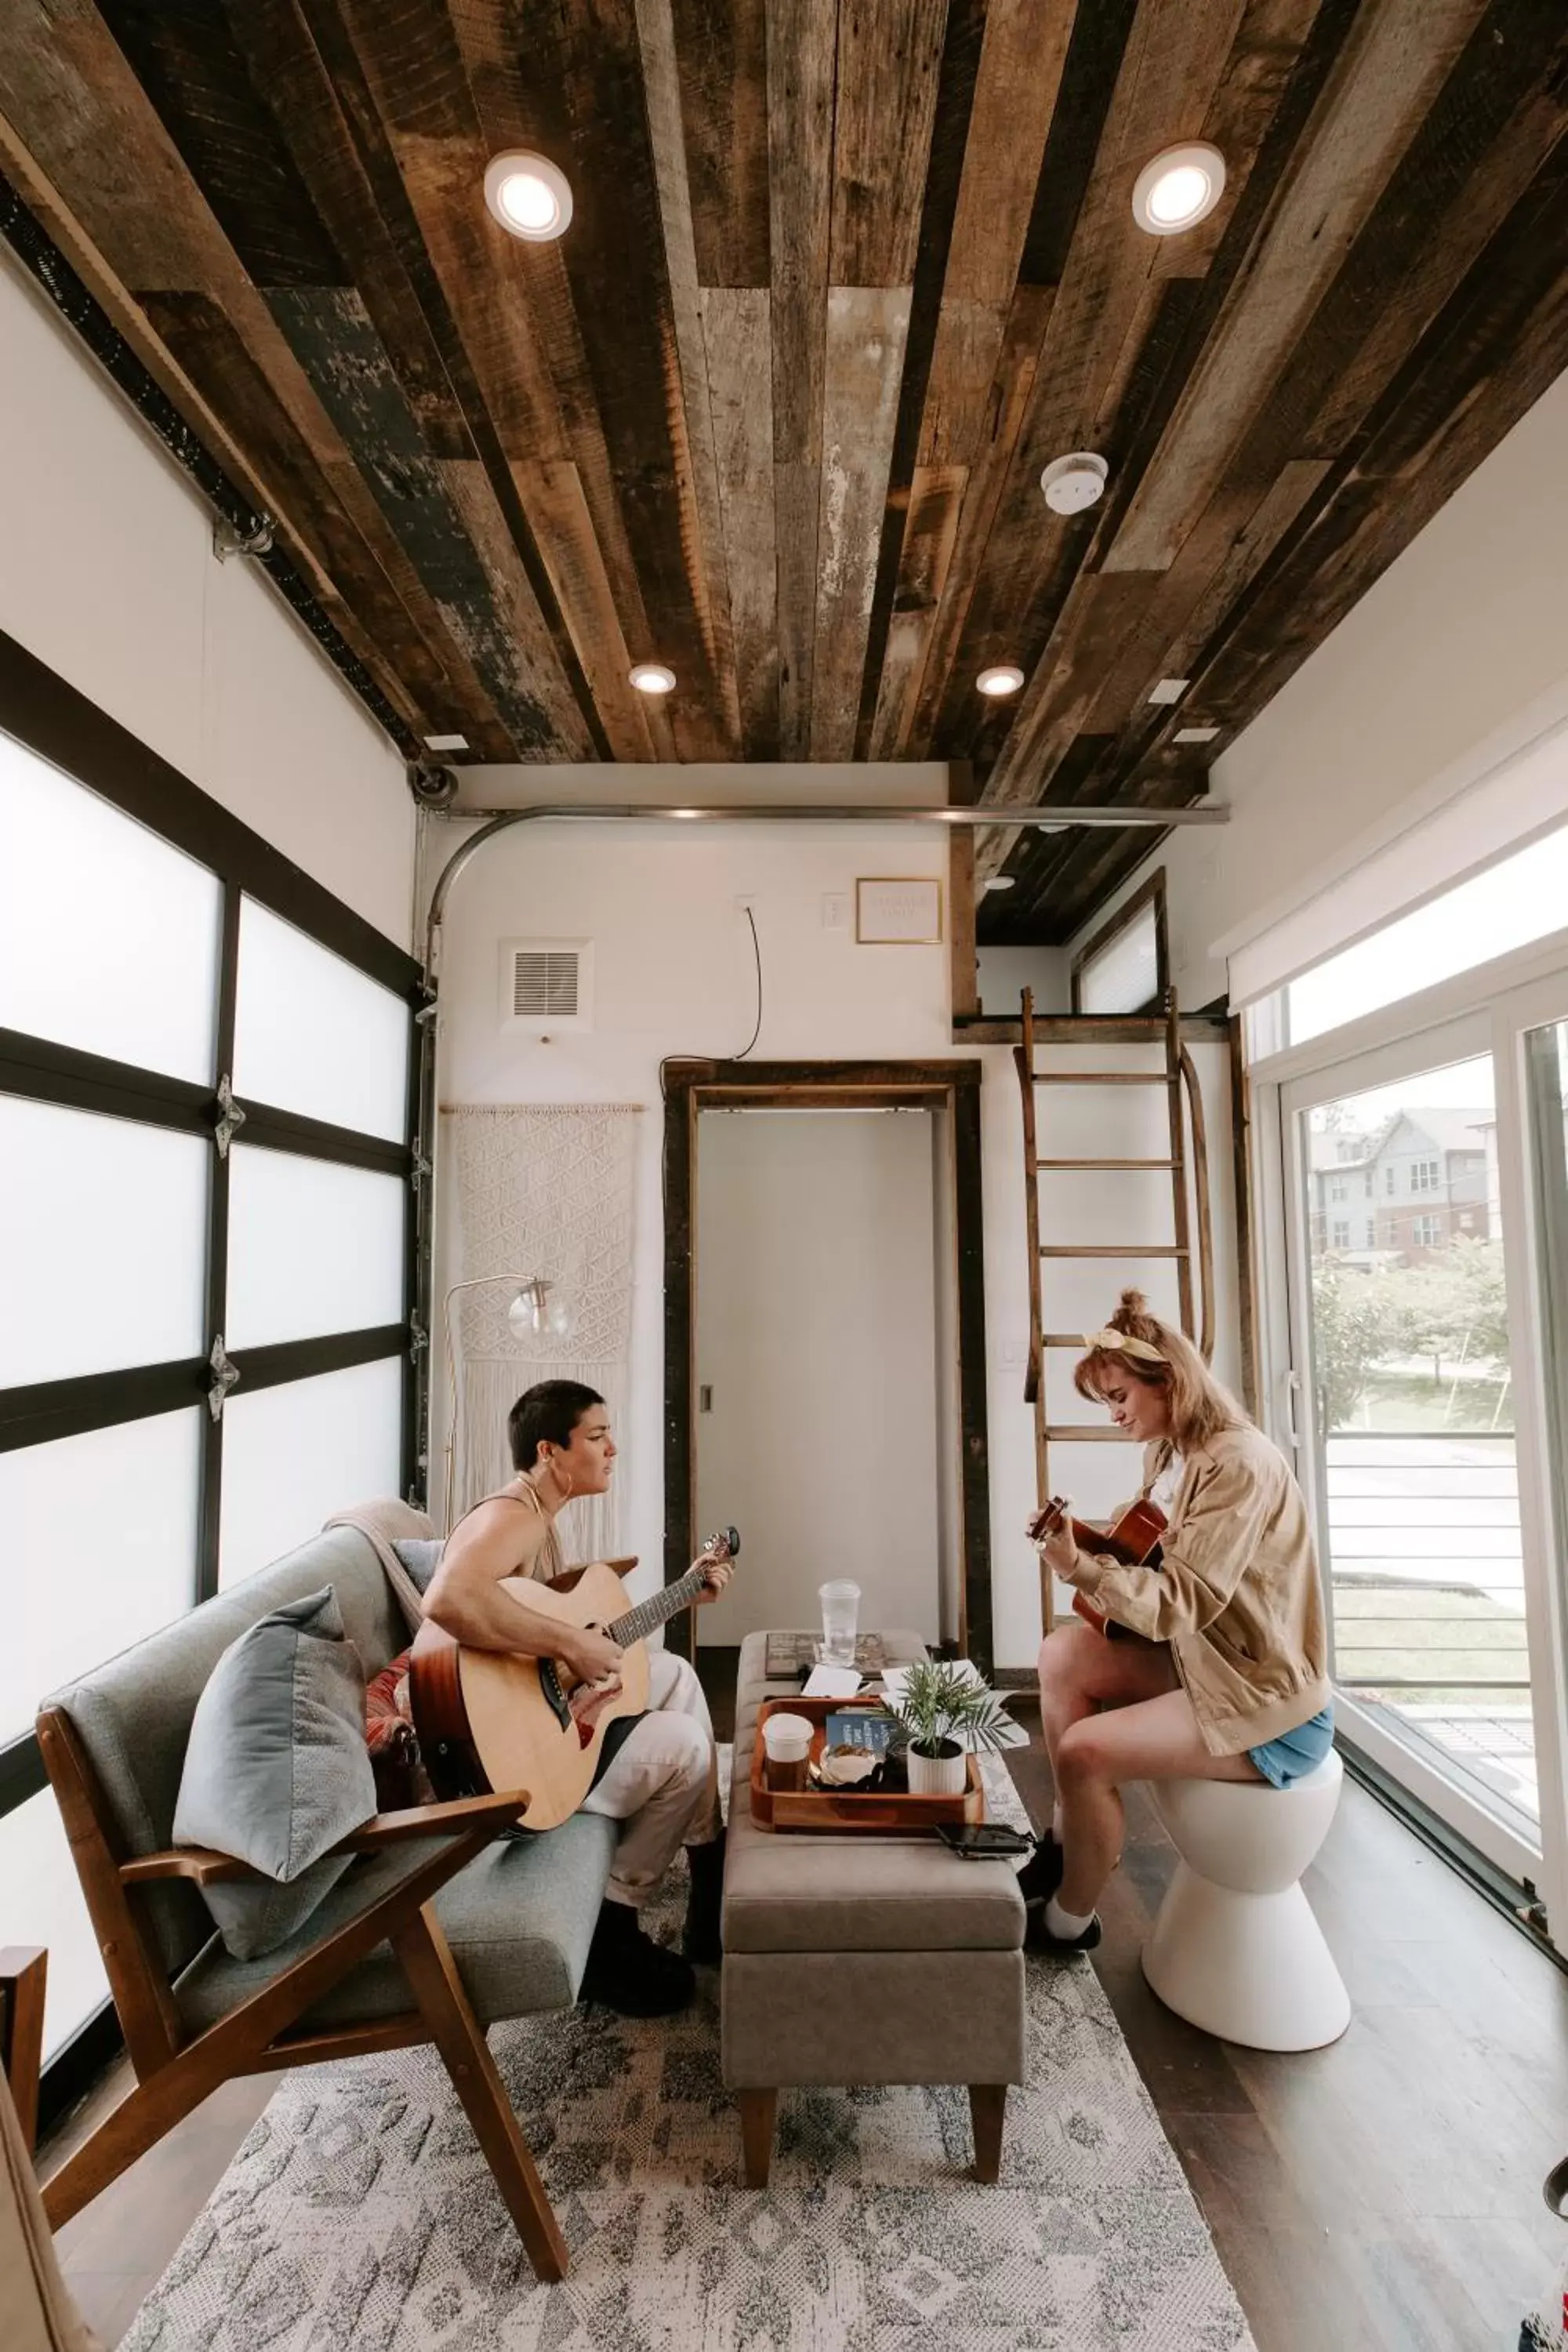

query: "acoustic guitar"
(407, 1528), (738, 1831)
(1028, 1495), (1166, 1637)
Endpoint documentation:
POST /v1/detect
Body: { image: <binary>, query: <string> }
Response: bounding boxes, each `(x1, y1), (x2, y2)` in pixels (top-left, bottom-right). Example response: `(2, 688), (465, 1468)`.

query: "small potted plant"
(892, 1659), (1014, 1796)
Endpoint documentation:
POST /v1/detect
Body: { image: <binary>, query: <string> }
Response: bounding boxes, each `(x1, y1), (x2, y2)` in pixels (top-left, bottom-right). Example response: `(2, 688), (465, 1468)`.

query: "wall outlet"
(822, 892), (850, 931)
(1002, 1339), (1029, 1367)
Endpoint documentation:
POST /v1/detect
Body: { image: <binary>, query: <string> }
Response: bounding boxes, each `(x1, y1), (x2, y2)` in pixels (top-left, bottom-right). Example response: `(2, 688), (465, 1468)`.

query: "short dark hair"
(507, 1380), (605, 1471)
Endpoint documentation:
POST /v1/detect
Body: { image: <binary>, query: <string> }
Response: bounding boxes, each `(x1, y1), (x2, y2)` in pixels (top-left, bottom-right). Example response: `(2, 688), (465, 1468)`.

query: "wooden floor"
(39, 1653), (1568, 2350)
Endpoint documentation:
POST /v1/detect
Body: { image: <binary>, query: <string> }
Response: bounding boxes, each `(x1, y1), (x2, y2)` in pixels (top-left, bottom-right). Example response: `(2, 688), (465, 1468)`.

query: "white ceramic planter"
(906, 1740), (967, 1797)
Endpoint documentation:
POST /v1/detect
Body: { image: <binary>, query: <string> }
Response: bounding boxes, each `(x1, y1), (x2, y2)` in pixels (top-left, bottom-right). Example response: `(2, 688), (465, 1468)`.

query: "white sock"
(1044, 1894), (1094, 1940)
(1051, 1802), (1064, 1842)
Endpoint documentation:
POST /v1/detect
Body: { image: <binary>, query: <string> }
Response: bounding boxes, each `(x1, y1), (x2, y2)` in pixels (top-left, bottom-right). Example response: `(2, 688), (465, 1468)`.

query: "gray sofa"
(45, 1520), (618, 2031)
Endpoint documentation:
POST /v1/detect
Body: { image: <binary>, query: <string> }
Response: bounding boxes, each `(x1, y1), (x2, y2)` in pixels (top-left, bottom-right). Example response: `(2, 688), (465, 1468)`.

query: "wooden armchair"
(38, 1707), (568, 2279)
(27, 1518), (629, 2290)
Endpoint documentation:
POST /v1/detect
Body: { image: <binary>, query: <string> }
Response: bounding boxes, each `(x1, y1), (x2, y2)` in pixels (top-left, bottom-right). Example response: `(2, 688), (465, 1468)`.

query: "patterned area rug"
(122, 1759), (1254, 2351)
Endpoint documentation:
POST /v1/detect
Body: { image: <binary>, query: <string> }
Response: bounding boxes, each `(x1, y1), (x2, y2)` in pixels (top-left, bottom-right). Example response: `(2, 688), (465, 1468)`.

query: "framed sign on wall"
(855, 877), (943, 944)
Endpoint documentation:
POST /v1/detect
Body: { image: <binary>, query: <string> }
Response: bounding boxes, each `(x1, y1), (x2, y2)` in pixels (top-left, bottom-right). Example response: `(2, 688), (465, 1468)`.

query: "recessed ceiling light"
(484, 151), (573, 242)
(670, 808), (702, 819)
(1040, 452), (1108, 515)
(1174, 725), (1220, 744)
(1147, 677), (1190, 706)
(977, 665), (1025, 698)
(1132, 143), (1226, 236)
(982, 875), (1015, 891)
(629, 661), (677, 695)
(423, 731), (469, 752)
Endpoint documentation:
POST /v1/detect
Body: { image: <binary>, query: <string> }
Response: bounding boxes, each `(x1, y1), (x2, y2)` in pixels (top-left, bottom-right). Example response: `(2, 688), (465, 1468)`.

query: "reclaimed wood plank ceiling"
(1, 2), (1566, 940)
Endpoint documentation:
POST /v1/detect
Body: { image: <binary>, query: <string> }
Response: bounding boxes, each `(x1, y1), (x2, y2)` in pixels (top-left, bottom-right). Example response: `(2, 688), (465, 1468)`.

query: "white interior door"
(694, 1108), (941, 1646)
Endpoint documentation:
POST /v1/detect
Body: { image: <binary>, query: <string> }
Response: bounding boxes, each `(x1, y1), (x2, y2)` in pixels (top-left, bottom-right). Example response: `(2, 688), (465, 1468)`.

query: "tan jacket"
(1065, 1423), (1330, 1756)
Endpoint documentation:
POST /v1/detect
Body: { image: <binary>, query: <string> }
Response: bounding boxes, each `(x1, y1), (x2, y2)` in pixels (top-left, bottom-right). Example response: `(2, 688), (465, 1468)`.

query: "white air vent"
(499, 938), (593, 1032)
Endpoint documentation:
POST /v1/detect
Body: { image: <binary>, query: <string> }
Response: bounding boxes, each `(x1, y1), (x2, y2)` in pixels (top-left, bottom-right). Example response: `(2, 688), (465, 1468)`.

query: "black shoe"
(1025, 1907), (1102, 1957)
(579, 1898), (696, 2016)
(1015, 1835), (1064, 1910)
(682, 1835), (725, 1965)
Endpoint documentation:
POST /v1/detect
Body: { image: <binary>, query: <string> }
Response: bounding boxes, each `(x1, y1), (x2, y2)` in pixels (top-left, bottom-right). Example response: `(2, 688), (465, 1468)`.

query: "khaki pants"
(580, 1648), (721, 1907)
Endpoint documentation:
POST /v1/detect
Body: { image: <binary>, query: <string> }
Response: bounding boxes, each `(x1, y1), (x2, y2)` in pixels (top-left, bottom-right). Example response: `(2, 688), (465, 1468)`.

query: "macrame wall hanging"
(442, 1103), (641, 1560)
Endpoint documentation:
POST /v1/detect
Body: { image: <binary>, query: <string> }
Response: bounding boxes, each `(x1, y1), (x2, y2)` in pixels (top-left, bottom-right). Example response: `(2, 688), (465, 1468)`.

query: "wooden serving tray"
(749, 1697), (985, 1834)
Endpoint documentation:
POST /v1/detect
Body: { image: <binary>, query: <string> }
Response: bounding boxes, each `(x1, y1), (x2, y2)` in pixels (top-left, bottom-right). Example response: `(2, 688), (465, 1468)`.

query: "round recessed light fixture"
(1040, 451), (1108, 515)
(629, 662), (677, 695)
(982, 875), (1015, 891)
(977, 664), (1025, 698)
(484, 151), (573, 242)
(1132, 143), (1226, 236)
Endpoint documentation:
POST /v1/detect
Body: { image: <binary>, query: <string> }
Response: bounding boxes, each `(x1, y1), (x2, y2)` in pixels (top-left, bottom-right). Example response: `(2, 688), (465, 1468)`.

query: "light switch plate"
(822, 892), (850, 931)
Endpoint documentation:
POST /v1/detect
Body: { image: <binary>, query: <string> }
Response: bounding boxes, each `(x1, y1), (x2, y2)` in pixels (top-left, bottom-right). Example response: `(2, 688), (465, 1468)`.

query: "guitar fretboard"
(605, 1566), (708, 1650)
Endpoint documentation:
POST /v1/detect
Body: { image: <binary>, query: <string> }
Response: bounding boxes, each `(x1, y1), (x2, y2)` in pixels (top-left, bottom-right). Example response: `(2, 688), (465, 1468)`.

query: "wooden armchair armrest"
(0, 1947), (46, 2151)
(119, 1790), (531, 1886)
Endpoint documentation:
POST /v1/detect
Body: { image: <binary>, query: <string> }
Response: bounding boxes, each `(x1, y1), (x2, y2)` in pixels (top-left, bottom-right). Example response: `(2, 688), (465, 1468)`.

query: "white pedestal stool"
(1141, 1750), (1351, 2052)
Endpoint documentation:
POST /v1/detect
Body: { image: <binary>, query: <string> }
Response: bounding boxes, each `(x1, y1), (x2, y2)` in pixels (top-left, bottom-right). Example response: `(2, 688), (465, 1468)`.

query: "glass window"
(0, 733), (220, 1082)
(0, 1790), (109, 2060)
(219, 1357), (403, 1588)
(1287, 818), (1568, 1047)
(0, 1096), (209, 1387)
(234, 898), (409, 1142)
(1076, 900), (1160, 1015)
(225, 1145), (405, 1348)
(0, 1410), (201, 1743)
(1299, 1053), (1537, 1843)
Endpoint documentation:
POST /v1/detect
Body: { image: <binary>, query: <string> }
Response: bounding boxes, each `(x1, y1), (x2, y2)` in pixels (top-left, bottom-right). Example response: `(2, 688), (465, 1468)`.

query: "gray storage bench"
(721, 1628), (1027, 2186)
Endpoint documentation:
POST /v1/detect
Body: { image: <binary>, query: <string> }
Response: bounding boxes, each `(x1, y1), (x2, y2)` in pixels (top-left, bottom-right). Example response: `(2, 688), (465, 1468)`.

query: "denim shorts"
(1247, 1704), (1334, 1788)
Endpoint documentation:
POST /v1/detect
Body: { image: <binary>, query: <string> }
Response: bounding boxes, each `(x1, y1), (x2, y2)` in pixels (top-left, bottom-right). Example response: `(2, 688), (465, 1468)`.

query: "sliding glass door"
(1280, 983), (1568, 1932)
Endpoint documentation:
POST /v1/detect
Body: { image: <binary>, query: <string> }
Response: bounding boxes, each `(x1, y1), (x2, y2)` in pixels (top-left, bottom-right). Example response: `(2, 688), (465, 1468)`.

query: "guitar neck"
(606, 1566), (707, 1650)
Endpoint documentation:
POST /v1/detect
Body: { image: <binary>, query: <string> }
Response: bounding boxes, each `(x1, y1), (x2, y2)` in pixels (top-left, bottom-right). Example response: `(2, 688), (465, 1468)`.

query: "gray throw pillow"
(172, 1586), (377, 1961)
(392, 1537), (443, 1593)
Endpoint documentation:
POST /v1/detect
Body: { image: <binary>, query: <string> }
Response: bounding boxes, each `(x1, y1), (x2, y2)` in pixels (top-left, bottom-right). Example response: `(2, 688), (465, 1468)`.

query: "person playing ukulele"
(424, 1381), (732, 2016)
(1020, 1292), (1332, 1953)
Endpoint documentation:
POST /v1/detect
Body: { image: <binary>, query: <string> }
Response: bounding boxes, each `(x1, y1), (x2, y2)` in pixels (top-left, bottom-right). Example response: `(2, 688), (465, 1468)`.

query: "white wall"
(1075, 365), (1568, 1010)
(976, 944), (1071, 1017)
(0, 255), (416, 946)
(422, 813), (1240, 1666)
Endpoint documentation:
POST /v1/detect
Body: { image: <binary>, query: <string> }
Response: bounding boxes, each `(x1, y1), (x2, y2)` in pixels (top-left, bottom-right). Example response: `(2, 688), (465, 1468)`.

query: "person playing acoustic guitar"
(1021, 1290), (1332, 1954)
(423, 1381), (731, 2017)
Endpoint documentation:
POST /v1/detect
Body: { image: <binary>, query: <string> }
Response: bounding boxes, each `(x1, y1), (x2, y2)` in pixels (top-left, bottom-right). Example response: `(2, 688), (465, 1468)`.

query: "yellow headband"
(1082, 1327), (1167, 1363)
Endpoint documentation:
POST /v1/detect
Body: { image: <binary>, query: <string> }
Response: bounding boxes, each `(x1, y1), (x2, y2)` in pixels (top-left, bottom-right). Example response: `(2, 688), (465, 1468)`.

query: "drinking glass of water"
(818, 1580), (861, 1665)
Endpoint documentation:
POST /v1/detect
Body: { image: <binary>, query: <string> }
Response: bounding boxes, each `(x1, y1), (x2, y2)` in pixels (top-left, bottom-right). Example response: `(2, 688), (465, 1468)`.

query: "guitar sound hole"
(539, 1660), (572, 1735)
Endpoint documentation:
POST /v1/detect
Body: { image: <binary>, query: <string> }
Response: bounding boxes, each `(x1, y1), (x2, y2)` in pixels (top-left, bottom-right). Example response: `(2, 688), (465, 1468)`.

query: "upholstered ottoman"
(721, 1629), (1027, 2186)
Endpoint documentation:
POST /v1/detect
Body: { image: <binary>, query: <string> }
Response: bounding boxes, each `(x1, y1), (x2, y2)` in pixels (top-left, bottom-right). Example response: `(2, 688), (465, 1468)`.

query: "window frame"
(0, 627), (423, 2067)
(1069, 869), (1169, 1016)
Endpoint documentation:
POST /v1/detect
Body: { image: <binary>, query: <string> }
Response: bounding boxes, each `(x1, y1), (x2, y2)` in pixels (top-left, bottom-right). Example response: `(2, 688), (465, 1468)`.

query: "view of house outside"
(1301, 1056), (1535, 1840)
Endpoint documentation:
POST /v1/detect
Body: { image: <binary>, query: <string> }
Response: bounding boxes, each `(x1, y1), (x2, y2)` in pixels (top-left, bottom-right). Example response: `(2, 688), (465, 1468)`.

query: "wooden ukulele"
(407, 1528), (738, 1831)
(1028, 1495), (1166, 1636)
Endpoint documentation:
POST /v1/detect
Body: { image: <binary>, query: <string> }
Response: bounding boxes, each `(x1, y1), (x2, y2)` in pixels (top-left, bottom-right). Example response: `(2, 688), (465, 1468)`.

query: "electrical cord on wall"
(656, 900), (764, 1101)
(734, 905), (763, 1061)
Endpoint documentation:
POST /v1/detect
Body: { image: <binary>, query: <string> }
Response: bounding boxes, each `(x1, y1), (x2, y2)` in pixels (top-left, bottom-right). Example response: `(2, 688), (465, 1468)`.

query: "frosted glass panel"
(1078, 902), (1159, 1014)
(220, 1357), (402, 1587)
(0, 1409), (201, 1742)
(0, 1791), (109, 2060)
(0, 1096), (208, 1385)
(234, 898), (409, 1142)
(226, 1145), (405, 1347)
(0, 731), (220, 1080)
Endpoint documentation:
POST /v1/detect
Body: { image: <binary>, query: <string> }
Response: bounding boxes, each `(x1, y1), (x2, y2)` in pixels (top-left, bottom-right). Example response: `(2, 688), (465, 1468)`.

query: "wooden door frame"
(662, 1058), (993, 1673)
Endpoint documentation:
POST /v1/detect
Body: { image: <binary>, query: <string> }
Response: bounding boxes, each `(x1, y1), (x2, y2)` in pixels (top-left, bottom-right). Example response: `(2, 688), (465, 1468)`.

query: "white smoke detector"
(1040, 452), (1108, 515)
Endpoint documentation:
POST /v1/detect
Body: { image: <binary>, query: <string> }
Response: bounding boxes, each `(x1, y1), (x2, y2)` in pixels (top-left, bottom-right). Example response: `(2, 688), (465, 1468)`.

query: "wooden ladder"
(1015, 988), (1214, 1632)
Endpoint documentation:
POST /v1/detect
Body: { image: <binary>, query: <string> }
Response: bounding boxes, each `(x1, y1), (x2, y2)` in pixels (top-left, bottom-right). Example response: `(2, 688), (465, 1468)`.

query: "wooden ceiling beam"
(767, 0), (836, 758)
